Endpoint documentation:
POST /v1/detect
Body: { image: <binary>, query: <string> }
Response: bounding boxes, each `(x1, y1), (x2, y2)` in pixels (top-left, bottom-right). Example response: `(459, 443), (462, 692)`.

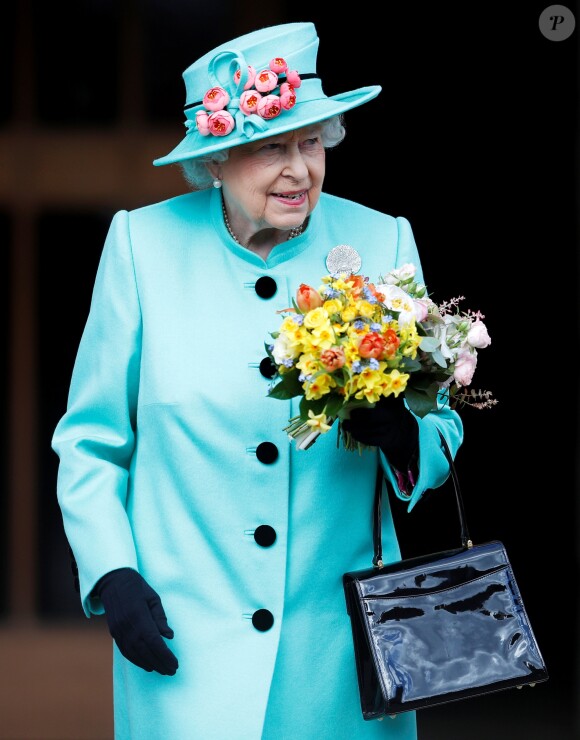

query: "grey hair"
(179, 114), (346, 191)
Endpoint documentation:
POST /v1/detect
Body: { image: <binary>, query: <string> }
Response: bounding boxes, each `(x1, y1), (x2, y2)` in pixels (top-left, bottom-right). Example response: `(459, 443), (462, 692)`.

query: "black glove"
(341, 394), (419, 471)
(94, 567), (179, 676)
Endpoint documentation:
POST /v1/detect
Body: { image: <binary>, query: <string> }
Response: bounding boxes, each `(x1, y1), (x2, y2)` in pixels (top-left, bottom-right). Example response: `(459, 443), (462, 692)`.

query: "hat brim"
(152, 85), (381, 167)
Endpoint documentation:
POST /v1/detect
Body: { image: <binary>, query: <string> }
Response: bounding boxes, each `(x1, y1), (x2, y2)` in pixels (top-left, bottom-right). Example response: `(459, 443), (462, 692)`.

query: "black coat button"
(255, 276), (277, 299)
(259, 356), (277, 379)
(252, 609), (274, 631)
(254, 525), (277, 547)
(256, 442), (278, 464)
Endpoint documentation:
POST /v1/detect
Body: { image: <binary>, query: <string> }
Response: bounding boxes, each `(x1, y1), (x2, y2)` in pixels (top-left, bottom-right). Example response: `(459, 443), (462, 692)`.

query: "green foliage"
(267, 369), (303, 399)
(404, 383), (440, 418)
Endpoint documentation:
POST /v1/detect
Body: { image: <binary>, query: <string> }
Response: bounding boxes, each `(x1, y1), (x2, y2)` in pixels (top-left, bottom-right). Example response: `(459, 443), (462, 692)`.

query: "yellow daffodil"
(383, 369), (410, 397)
(332, 322), (349, 335)
(296, 353), (319, 375)
(354, 387), (383, 403)
(304, 373), (337, 400)
(344, 342), (360, 364)
(310, 323), (336, 349)
(306, 410), (332, 433)
(280, 321), (307, 349)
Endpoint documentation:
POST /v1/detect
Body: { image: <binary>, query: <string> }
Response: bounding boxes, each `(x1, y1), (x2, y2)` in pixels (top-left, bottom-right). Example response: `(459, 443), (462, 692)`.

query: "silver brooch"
(325, 245), (362, 276)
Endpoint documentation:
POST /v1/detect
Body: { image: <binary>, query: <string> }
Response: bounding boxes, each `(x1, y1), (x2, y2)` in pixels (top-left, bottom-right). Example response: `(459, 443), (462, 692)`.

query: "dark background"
(2, 2), (577, 738)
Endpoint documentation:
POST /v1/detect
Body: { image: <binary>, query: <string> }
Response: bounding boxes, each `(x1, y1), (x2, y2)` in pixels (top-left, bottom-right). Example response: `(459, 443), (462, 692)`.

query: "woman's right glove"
(94, 567), (179, 676)
(341, 394), (419, 472)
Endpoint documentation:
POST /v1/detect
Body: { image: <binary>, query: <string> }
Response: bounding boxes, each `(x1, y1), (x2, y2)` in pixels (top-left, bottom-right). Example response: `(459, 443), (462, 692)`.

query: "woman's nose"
(282, 146), (309, 179)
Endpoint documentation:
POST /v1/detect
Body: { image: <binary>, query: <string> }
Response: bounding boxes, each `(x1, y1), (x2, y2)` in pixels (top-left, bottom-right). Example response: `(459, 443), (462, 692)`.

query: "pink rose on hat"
(257, 95), (282, 119)
(279, 83), (297, 110)
(269, 57), (288, 74)
(254, 69), (278, 93)
(195, 110), (211, 136)
(286, 70), (301, 88)
(208, 110), (235, 136)
(279, 89), (296, 110)
(239, 90), (262, 115)
(203, 86), (230, 112)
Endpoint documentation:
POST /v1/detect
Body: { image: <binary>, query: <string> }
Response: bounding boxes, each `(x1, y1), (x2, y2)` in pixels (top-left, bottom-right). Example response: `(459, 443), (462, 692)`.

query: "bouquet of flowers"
(266, 263), (496, 451)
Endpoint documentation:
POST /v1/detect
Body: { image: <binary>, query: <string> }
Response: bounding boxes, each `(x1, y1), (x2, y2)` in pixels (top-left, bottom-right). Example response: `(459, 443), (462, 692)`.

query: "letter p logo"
(539, 5), (576, 40)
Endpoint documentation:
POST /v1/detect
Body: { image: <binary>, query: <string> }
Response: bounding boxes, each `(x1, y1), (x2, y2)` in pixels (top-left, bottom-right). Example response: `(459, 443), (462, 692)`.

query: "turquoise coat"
(52, 186), (463, 739)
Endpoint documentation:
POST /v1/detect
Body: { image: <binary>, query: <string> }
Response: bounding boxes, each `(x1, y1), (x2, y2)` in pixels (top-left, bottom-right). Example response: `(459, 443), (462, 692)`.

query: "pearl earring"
(213, 177), (222, 189)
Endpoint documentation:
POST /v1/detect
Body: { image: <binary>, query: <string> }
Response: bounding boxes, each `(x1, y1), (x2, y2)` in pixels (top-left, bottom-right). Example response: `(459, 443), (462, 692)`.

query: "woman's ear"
(207, 161), (221, 181)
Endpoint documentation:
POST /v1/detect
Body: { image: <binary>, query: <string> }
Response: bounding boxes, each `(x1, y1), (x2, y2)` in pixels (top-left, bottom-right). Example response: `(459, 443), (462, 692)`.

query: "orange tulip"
(296, 284), (323, 312)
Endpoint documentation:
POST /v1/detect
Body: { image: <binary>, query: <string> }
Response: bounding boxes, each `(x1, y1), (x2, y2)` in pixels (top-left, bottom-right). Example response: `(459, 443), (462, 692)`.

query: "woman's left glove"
(341, 394), (419, 472)
(94, 567), (179, 676)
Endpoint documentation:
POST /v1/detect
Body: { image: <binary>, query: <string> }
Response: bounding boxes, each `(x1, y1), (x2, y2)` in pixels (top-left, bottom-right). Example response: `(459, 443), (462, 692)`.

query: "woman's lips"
(271, 191), (307, 206)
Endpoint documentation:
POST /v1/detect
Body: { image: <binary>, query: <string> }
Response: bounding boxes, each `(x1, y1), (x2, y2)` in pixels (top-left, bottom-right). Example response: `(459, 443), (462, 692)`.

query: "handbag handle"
(372, 430), (472, 568)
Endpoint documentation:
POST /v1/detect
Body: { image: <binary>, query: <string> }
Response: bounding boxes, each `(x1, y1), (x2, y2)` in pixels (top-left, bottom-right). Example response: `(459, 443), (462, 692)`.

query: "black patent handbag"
(343, 431), (548, 720)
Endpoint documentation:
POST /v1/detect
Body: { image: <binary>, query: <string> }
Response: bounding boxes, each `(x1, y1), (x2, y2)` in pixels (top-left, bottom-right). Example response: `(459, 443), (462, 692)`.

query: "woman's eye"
(302, 138), (320, 147)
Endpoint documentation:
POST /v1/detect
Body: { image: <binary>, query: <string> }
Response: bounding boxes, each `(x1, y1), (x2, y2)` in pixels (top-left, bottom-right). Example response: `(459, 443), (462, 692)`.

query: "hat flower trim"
(194, 56), (302, 138)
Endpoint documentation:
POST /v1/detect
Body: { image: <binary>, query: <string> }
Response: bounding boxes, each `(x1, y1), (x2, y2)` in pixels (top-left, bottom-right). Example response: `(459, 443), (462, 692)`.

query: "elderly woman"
(52, 21), (463, 740)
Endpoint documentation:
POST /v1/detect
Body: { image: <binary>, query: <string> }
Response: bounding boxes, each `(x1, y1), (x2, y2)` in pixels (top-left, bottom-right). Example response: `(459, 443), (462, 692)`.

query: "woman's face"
(218, 124), (326, 238)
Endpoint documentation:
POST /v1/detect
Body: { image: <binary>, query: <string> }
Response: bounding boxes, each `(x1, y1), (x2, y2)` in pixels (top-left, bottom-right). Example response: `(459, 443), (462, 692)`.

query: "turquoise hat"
(153, 21), (381, 166)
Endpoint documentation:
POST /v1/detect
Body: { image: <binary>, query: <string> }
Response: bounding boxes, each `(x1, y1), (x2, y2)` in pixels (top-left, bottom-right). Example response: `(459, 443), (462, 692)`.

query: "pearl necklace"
(222, 199), (303, 246)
